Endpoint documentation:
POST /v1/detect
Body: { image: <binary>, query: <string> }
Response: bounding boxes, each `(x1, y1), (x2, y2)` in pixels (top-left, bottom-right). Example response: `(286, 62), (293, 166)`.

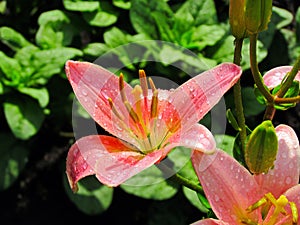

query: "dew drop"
(288, 163), (294, 169)
(281, 152), (287, 159)
(285, 177), (292, 185)
(82, 89), (88, 96)
(214, 195), (220, 202)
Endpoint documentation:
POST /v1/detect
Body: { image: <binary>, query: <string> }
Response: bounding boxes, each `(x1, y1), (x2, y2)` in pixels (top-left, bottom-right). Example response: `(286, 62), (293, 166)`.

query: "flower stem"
(275, 96), (300, 104)
(233, 38), (247, 154)
(249, 34), (276, 120)
(249, 34), (273, 103)
(157, 163), (204, 194)
(170, 172), (204, 194)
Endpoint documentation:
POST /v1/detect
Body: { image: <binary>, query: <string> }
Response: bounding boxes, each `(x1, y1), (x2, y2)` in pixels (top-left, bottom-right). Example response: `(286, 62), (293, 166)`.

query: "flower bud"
(245, 120), (278, 174)
(245, 0), (272, 35)
(229, 0), (272, 38)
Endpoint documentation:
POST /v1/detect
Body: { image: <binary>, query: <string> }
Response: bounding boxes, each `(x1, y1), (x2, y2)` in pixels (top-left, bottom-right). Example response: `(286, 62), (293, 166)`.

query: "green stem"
(170, 173), (204, 194)
(249, 34), (273, 103)
(275, 96), (300, 104)
(157, 163), (204, 194)
(233, 38), (247, 154)
(249, 34), (275, 120)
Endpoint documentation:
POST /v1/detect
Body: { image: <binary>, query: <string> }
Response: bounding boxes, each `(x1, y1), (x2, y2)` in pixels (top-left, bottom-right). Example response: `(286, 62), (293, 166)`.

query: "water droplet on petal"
(285, 177), (292, 185)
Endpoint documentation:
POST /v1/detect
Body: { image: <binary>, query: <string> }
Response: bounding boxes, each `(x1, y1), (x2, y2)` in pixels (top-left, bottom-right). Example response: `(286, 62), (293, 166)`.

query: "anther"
(290, 202), (298, 224)
(139, 70), (148, 98)
(148, 77), (157, 92)
(119, 73), (127, 103)
(151, 89), (158, 118)
(108, 98), (124, 120)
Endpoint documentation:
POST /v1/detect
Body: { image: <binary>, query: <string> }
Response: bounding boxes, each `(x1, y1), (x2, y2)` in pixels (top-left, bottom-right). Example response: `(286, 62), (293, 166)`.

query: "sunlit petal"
(192, 149), (260, 224)
(163, 63), (242, 133)
(66, 135), (163, 189)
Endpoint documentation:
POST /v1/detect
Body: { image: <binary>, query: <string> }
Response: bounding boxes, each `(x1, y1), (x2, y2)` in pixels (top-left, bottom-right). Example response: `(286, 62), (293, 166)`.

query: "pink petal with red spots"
(66, 135), (163, 189)
(65, 60), (138, 146)
(163, 63), (242, 133)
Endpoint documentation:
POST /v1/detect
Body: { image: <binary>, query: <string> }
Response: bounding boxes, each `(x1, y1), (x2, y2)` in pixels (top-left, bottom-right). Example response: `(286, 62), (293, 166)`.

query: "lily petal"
(65, 60), (138, 145)
(192, 149), (260, 224)
(163, 63), (242, 133)
(66, 135), (163, 190)
(164, 124), (216, 159)
(191, 219), (230, 225)
(263, 66), (300, 89)
(254, 125), (300, 197)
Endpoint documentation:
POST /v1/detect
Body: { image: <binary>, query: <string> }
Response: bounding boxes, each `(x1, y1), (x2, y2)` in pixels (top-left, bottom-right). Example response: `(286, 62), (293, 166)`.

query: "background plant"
(0, 0), (299, 224)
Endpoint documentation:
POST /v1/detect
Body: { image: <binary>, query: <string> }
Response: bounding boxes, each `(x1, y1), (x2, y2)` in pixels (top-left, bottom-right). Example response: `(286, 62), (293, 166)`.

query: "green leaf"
(30, 47), (82, 84)
(113, 0), (131, 9)
(183, 187), (209, 213)
(83, 43), (108, 57)
(130, 0), (173, 39)
(17, 87), (49, 108)
(214, 134), (235, 156)
(64, 176), (113, 215)
(38, 9), (70, 26)
(259, 6), (294, 49)
(272, 81), (300, 110)
(209, 36), (267, 70)
(296, 7), (300, 41)
(175, 0), (217, 26)
(63, 0), (100, 12)
(83, 10), (118, 27)
(120, 166), (179, 200)
(0, 26), (32, 51)
(4, 96), (45, 140)
(152, 11), (175, 42)
(0, 51), (23, 87)
(0, 132), (29, 191)
(242, 87), (265, 116)
(272, 6), (293, 29)
(0, 1), (6, 14)
(191, 24), (226, 50)
(103, 27), (129, 47)
(36, 10), (74, 49)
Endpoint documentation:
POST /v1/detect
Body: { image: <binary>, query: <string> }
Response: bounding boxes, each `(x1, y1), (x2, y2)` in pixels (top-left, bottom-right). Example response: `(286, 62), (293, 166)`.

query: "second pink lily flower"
(65, 60), (242, 190)
(192, 124), (300, 224)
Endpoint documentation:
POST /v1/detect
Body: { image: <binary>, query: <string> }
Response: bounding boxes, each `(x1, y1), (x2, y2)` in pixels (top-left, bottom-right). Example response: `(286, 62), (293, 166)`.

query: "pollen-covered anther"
(139, 70), (148, 98)
(148, 77), (158, 118)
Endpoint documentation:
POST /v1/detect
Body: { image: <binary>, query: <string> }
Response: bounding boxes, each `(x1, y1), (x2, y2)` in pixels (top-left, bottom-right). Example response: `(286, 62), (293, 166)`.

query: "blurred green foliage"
(0, 0), (299, 222)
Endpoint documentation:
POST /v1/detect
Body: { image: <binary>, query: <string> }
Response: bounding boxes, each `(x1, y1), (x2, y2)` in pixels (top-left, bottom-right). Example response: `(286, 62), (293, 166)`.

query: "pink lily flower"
(65, 60), (242, 191)
(192, 124), (300, 225)
(263, 66), (300, 89)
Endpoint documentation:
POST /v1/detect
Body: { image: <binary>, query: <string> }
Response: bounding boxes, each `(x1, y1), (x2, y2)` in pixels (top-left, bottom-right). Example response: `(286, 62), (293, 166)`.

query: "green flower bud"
(229, 0), (272, 38)
(229, 0), (247, 38)
(245, 0), (272, 35)
(245, 120), (278, 174)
